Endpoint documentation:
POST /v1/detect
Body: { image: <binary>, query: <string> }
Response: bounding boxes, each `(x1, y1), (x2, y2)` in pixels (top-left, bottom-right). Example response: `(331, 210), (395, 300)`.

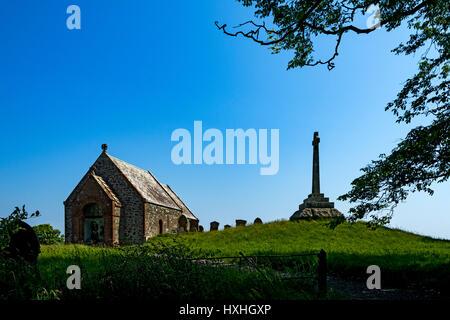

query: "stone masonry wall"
(93, 153), (144, 244)
(70, 176), (115, 244)
(145, 203), (181, 239)
(64, 205), (73, 243)
(65, 171), (92, 243)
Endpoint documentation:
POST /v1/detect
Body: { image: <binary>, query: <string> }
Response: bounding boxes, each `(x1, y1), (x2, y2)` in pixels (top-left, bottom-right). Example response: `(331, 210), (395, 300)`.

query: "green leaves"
(222, 0), (449, 226)
(339, 116), (449, 225)
(0, 205), (40, 250)
(33, 224), (64, 245)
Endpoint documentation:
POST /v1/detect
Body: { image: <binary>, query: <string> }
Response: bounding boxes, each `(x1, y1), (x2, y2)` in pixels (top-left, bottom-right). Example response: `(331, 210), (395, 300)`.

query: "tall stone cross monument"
(312, 131), (320, 194)
(290, 132), (343, 220)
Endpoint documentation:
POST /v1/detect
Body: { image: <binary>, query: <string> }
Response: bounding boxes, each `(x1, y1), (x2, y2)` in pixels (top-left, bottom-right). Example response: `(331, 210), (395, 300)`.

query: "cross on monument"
(312, 131), (320, 195)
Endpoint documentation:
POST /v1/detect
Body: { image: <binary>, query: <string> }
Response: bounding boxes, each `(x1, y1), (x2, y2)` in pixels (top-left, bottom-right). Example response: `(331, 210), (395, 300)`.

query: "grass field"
(1, 220), (449, 300)
(155, 220), (450, 290)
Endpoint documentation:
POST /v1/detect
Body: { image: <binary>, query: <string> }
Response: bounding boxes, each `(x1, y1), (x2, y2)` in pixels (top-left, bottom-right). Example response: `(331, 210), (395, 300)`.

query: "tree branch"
(215, 0), (322, 46)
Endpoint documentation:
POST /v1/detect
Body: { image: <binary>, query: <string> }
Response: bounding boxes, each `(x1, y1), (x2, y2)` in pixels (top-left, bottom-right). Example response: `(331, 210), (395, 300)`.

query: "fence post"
(318, 249), (327, 297)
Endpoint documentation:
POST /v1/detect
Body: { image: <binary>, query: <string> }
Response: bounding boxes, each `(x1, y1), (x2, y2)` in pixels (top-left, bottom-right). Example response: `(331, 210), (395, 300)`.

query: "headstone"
(224, 224), (231, 229)
(198, 225), (204, 232)
(235, 219), (246, 227)
(290, 132), (344, 220)
(189, 220), (199, 232)
(254, 217), (262, 224)
(4, 221), (40, 264)
(210, 221), (219, 231)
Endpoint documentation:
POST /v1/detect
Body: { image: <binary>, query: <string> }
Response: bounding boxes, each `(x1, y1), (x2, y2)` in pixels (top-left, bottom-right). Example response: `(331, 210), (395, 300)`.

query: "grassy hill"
(3, 219), (449, 300)
(149, 220), (450, 291)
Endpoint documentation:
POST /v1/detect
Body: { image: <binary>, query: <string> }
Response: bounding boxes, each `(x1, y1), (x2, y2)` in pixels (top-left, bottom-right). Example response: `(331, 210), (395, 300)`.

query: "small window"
(158, 219), (164, 234)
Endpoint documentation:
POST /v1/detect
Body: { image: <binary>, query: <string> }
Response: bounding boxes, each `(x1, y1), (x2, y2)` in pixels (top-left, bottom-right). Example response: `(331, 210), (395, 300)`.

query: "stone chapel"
(64, 144), (199, 245)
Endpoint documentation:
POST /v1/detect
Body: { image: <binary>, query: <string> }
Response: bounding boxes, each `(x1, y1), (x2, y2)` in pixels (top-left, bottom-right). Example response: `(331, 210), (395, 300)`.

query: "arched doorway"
(178, 215), (188, 233)
(83, 203), (104, 244)
(158, 219), (164, 234)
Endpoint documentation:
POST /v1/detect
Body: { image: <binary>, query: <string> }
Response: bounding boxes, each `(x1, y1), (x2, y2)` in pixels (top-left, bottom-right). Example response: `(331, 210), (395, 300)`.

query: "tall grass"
(2, 220), (449, 300)
(1, 239), (320, 300)
(148, 220), (450, 291)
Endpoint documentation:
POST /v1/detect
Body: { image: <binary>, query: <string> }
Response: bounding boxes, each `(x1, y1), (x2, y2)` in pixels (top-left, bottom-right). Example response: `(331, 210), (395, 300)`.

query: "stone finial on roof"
(101, 144), (108, 153)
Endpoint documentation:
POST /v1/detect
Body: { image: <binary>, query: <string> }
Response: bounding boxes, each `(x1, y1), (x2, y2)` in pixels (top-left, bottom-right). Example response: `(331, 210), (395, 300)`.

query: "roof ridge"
(105, 153), (180, 210)
(107, 154), (149, 174)
(164, 184), (197, 219)
(105, 153), (148, 202)
(91, 173), (122, 206)
(146, 170), (182, 211)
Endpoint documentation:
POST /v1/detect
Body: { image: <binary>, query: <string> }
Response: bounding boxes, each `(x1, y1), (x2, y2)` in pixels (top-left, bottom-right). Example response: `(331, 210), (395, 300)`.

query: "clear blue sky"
(1, 1), (449, 239)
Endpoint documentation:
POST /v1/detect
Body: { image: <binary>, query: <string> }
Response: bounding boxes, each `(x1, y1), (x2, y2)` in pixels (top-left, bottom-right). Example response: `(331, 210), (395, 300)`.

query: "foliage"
(218, 0), (449, 225)
(151, 220), (450, 291)
(0, 255), (41, 300)
(33, 224), (64, 245)
(2, 240), (318, 300)
(2, 220), (449, 300)
(0, 205), (40, 250)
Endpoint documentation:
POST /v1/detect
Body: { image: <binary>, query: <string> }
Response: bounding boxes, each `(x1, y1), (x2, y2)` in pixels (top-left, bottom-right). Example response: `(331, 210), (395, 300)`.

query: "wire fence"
(186, 249), (327, 296)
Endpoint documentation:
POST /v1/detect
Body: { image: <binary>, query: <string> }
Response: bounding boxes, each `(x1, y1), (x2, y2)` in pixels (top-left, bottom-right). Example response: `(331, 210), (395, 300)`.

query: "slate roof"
(106, 154), (198, 220)
(162, 184), (198, 220)
(91, 173), (122, 207)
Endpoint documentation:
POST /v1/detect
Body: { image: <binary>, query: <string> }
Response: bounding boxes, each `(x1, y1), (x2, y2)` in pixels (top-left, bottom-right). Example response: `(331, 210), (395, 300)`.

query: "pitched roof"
(64, 170), (122, 207)
(162, 184), (198, 220)
(91, 173), (122, 207)
(106, 154), (181, 211)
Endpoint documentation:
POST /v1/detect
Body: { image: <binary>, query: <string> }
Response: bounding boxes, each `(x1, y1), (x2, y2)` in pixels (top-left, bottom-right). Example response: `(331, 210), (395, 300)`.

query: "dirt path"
(327, 275), (444, 300)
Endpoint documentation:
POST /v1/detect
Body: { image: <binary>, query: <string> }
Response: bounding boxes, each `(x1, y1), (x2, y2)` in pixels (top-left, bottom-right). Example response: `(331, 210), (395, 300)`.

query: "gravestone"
(236, 219), (246, 227)
(254, 217), (262, 224)
(290, 132), (344, 220)
(198, 225), (204, 232)
(224, 224), (231, 229)
(4, 221), (40, 264)
(210, 221), (219, 231)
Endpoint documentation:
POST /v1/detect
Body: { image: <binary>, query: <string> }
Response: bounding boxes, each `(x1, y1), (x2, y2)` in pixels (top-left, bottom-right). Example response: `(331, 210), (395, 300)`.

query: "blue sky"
(1, 1), (449, 239)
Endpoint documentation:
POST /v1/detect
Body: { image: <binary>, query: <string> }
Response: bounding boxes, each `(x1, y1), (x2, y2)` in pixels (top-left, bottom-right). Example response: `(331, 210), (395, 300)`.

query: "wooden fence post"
(318, 249), (327, 297)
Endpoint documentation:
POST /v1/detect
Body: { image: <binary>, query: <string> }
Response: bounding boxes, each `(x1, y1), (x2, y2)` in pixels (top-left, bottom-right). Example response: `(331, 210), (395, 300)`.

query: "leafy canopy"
(217, 0), (449, 225)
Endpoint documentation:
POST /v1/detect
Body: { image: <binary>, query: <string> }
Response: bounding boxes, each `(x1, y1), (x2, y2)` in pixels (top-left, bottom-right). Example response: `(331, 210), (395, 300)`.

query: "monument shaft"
(312, 132), (320, 194)
(290, 131), (343, 220)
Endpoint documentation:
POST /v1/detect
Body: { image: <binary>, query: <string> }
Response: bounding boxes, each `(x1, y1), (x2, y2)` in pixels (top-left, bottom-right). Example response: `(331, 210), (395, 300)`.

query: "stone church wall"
(65, 172), (91, 243)
(145, 203), (181, 239)
(65, 152), (199, 245)
(64, 205), (73, 243)
(93, 153), (144, 244)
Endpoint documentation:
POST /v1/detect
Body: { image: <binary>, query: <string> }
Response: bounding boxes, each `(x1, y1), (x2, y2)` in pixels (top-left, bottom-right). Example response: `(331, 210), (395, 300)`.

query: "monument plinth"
(290, 132), (344, 220)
